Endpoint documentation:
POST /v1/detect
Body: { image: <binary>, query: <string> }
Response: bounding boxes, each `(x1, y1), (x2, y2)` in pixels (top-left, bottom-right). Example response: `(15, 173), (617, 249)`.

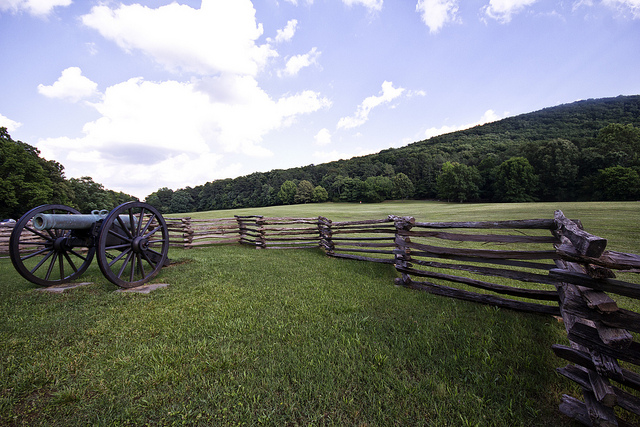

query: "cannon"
(9, 202), (169, 288)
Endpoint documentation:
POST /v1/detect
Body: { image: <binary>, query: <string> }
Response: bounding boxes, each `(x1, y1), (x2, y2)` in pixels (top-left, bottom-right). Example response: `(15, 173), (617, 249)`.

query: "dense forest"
(146, 95), (640, 213)
(0, 127), (137, 219)
(2, 95), (639, 218)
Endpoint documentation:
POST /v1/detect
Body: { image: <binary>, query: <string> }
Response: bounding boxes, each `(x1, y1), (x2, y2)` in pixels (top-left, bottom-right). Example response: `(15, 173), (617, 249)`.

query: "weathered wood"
(549, 269), (640, 299)
(552, 345), (640, 391)
(414, 219), (557, 229)
(556, 244), (640, 271)
(400, 239), (559, 261)
(406, 249), (556, 270)
(398, 278), (561, 315)
(400, 229), (560, 244)
(332, 247), (395, 255)
(554, 210), (607, 258)
(582, 389), (619, 427)
(559, 292), (640, 334)
(329, 252), (395, 264)
(557, 364), (617, 407)
(568, 321), (640, 365)
(396, 265), (559, 301)
(558, 395), (593, 426)
(410, 258), (558, 285)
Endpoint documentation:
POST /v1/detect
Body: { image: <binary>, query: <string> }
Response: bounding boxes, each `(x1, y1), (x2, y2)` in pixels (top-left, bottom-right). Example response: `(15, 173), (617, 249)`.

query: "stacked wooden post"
(177, 217), (240, 248)
(260, 217), (321, 249)
(318, 216), (333, 255)
(165, 217), (193, 248)
(235, 215), (265, 248)
(0, 223), (14, 255)
(322, 217), (397, 264)
(551, 210), (640, 426)
(392, 217), (562, 316)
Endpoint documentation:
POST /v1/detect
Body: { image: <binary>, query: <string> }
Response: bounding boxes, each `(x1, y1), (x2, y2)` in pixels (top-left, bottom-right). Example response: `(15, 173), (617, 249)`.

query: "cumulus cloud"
(342, 0), (383, 12)
(279, 47), (320, 77)
(0, 0), (71, 16)
(416, 0), (459, 33)
(37, 67), (99, 102)
(275, 19), (298, 43)
(37, 76), (330, 198)
(81, 0), (277, 76)
(337, 81), (405, 130)
(482, 0), (537, 22)
(314, 128), (332, 146)
(423, 109), (501, 138)
(602, 0), (640, 18)
(0, 113), (22, 132)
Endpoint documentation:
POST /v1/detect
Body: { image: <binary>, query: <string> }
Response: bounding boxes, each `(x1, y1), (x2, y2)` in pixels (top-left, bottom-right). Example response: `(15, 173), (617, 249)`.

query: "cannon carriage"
(9, 202), (169, 288)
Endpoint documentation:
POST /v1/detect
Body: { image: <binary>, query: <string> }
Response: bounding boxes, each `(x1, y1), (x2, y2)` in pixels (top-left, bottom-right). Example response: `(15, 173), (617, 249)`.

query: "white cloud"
(416, 0), (459, 33)
(0, 113), (22, 132)
(279, 47), (320, 77)
(602, 0), (640, 18)
(482, 0), (537, 22)
(423, 109), (502, 138)
(36, 76), (330, 199)
(337, 81), (405, 130)
(0, 0), (71, 16)
(37, 67), (99, 102)
(342, 0), (383, 12)
(275, 19), (298, 43)
(81, 0), (277, 76)
(314, 128), (332, 146)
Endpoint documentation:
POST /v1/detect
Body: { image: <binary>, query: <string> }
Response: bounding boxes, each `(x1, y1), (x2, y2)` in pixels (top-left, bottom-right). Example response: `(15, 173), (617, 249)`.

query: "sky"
(1, 0), (639, 200)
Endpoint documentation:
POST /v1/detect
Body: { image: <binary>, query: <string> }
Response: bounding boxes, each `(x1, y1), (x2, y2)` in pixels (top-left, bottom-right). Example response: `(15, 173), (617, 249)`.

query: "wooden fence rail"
(1, 211), (639, 425)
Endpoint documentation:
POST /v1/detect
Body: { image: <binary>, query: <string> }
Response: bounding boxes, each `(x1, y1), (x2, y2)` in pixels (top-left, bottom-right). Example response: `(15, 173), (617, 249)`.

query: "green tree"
(493, 157), (538, 202)
(392, 173), (415, 200)
(436, 162), (481, 203)
(593, 166), (640, 201)
(595, 123), (640, 166)
(0, 128), (54, 218)
(278, 180), (297, 205)
(169, 189), (195, 213)
(312, 185), (328, 203)
(363, 176), (393, 202)
(525, 139), (579, 201)
(145, 187), (174, 213)
(294, 180), (314, 204)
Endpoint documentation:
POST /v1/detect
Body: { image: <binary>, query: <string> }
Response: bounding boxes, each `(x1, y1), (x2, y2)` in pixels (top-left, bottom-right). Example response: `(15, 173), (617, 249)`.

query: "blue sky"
(1, 0), (639, 199)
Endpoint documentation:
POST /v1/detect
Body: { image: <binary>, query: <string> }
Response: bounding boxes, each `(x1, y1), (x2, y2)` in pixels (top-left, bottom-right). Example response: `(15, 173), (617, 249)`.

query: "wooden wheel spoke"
(29, 250), (55, 274)
(108, 248), (131, 268)
(108, 227), (132, 243)
(21, 247), (51, 261)
(23, 225), (53, 242)
(140, 212), (155, 236)
(136, 254), (145, 280)
(116, 252), (134, 279)
(44, 252), (59, 281)
(62, 251), (79, 273)
(116, 214), (134, 240)
(129, 254), (136, 282)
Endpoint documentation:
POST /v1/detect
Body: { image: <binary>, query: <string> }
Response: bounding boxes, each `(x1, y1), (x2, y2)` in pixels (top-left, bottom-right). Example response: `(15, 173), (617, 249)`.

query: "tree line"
(0, 127), (137, 219)
(147, 95), (640, 213)
(2, 95), (640, 218)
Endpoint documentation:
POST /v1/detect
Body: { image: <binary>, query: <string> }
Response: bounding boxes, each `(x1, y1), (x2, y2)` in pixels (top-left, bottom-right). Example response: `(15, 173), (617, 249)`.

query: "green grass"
(2, 201), (638, 426)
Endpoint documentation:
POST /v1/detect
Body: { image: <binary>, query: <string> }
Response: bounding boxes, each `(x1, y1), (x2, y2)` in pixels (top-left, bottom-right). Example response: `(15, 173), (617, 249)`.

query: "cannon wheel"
(9, 204), (96, 287)
(96, 202), (169, 288)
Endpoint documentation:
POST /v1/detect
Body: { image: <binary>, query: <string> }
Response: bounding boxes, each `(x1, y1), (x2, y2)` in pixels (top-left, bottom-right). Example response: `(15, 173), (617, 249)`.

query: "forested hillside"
(2, 95), (639, 218)
(147, 95), (640, 213)
(0, 128), (137, 219)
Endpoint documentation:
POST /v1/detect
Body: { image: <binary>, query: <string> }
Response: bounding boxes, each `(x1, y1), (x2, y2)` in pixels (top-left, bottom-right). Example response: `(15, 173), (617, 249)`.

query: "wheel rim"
(96, 202), (169, 288)
(9, 205), (95, 287)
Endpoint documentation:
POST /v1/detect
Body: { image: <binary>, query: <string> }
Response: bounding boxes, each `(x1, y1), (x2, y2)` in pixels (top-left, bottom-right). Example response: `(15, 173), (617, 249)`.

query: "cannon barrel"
(33, 211), (136, 231)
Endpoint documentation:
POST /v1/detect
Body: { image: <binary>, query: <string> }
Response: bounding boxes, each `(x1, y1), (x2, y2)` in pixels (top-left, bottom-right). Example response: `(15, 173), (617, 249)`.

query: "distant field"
(171, 200), (640, 254)
(1, 201), (638, 426)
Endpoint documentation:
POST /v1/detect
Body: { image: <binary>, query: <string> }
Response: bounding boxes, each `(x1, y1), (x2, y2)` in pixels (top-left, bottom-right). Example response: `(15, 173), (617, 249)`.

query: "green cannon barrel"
(33, 212), (136, 231)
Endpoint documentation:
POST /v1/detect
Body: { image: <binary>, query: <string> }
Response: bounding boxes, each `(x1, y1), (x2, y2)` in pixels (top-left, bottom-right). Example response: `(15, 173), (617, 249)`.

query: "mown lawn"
(2, 201), (638, 426)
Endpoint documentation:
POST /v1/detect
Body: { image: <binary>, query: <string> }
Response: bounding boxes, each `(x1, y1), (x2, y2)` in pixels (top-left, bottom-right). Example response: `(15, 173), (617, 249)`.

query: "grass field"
(1, 201), (638, 426)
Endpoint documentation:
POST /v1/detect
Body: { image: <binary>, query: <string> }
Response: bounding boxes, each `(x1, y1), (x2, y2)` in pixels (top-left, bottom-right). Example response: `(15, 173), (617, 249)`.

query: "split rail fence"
(2, 211), (640, 425)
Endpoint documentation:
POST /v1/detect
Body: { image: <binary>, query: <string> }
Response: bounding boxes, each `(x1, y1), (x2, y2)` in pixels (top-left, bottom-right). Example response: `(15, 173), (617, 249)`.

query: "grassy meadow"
(1, 201), (638, 426)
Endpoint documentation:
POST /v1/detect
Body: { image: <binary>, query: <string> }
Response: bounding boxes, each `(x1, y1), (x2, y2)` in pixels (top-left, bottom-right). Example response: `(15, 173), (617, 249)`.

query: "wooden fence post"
(391, 215), (415, 286)
(318, 216), (333, 255)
